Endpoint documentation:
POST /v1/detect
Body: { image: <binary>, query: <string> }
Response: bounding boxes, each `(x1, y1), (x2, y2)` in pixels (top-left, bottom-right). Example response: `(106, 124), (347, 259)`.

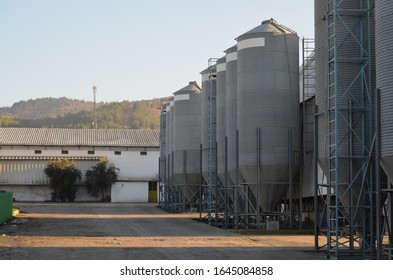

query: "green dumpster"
(0, 191), (13, 224)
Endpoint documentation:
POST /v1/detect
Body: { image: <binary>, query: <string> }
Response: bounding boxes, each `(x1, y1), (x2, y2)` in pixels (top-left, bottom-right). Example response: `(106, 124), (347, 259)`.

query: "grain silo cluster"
(159, 0), (393, 259)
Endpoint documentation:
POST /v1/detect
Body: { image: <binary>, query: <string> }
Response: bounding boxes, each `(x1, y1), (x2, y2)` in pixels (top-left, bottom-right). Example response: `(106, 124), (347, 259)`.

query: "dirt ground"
(0, 202), (327, 260)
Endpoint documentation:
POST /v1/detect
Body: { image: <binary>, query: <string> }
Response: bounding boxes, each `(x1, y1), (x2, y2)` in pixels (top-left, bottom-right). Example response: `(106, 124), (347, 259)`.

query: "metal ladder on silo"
(327, 2), (339, 257)
(302, 38), (315, 153)
(301, 38), (315, 230)
(207, 58), (218, 225)
(325, 0), (374, 259)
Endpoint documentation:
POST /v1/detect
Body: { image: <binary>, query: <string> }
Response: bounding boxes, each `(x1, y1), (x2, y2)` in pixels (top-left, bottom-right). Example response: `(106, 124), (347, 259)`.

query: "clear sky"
(0, 0), (314, 107)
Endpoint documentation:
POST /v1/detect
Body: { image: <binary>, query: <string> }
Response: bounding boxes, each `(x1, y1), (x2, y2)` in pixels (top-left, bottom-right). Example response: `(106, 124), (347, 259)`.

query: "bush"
(85, 159), (119, 201)
(44, 158), (82, 202)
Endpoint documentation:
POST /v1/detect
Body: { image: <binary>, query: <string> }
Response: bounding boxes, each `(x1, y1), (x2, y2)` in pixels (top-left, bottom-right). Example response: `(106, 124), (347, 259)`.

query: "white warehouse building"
(0, 128), (160, 202)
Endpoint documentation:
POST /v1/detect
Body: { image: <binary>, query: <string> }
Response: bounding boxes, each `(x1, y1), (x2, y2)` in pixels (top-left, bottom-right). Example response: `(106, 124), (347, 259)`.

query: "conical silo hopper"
(172, 82), (202, 204)
(236, 19), (300, 212)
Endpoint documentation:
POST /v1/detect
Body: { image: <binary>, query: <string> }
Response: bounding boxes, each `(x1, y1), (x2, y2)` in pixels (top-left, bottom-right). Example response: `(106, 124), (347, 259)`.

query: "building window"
(61, 150), (69, 154)
(140, 151), (147, 156)
(88, 150), (95, 155)
(34, 150), (42, 154)
(114, 151), (121, 155)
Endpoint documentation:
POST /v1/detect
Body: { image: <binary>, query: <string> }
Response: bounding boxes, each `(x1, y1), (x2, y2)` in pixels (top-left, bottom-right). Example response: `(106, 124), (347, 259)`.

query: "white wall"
(0, 185), (103, 202)
(0, 185), (51, 201)
(0, 147), (159, 182)
(0, 145), (159, 202)
(111, 182), (148, 202)
(105, 151), (159, 181)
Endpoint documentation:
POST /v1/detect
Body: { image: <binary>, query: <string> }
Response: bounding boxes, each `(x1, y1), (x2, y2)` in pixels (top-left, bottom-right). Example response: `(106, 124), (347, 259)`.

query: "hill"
(0, 97), (171, 130)
(0, 97), (100, 119)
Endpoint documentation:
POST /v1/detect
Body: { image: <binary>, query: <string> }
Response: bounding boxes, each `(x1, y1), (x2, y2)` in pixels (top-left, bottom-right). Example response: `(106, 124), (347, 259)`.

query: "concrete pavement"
(0, 202), (326, 260)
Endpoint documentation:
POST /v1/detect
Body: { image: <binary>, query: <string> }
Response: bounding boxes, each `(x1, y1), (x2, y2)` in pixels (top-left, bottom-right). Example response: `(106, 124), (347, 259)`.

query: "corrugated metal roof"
(0, 156), (102, 161)
(0, 128), (160, 147)
(173, 81), (202, 95)
(237, 18), (297, 38)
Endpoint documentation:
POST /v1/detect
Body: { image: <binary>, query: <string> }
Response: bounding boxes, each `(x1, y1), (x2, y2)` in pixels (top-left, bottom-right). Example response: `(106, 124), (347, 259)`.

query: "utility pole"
(92, 85), (97, 129)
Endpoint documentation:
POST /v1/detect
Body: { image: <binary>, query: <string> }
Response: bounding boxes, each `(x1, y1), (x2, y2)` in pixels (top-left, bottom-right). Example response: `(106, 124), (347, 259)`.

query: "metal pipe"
(199, 144), (203, 222)
(183, 150), (187, 212)
(389, 184), (393, 250)
(225, 136), (228, 229)
(92, 85), (97, 129)
(166, 154), (169, 210)
(168, 153), (171, 211)
(171, 151), (176, 211)
(314, 104), (319, 252)
(158, 156), (162, 207)
(235, 129), (239, 228)
(375, 89), (382, 259)
(288, 127), (293, 229)
(256, 127), (261, 229)
(301, 39), (306, 230)
(215, 141), (218, 227)
(349, 100), (354, 252)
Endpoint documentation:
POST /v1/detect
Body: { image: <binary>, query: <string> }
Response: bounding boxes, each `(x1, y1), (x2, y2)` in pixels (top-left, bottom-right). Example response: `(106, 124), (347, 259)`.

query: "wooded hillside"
(0, 97), (171, 130)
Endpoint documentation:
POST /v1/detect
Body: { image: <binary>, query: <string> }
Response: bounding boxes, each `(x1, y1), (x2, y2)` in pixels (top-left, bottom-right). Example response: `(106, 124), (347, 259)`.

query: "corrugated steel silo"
(172, 82), (202, 199)
(376, 0), (393, 181)
(236, 19), (300, 212)
(216, 56), (227, 184)
(225, 45), (239, 185)
(315, 0), (375, 209)
(159, 104), (167, 184)
(314, 0), (328, 173)
(165, 100), (174, 185)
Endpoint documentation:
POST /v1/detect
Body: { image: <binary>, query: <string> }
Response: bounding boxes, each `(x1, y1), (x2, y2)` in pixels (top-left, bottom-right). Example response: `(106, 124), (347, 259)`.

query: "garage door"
(111, 182), (148, 202)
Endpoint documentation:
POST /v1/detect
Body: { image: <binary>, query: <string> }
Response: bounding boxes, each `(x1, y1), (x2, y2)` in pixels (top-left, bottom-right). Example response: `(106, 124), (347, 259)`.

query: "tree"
(85, 159), (119, 201)
(44, 158), (82, 202)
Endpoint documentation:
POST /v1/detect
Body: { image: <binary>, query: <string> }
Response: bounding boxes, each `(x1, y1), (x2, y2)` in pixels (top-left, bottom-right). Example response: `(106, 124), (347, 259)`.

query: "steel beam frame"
(324, 0), (374, 259)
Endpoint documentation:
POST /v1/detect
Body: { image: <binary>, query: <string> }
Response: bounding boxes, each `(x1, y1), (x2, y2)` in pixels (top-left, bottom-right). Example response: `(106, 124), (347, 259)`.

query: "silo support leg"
(256, 127), (261, 229)
(288, 127), (293, 229)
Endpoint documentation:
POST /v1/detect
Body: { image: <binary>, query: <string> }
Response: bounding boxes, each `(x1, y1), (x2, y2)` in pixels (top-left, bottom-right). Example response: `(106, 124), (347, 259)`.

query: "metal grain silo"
(315, 1), (375, 181)
(314, 0), (375, 245)
(225, 45), (239, 185)
(200, 65), (217, 183)
(216, 56), (227, 184)
(165, 100), (174, 186)
(236, 19), (300, 212)
(376, 0), (393, 182)
(314, 0), (328, 174)
(159, 104), (167, 184)
(172, 82), (202, 202)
